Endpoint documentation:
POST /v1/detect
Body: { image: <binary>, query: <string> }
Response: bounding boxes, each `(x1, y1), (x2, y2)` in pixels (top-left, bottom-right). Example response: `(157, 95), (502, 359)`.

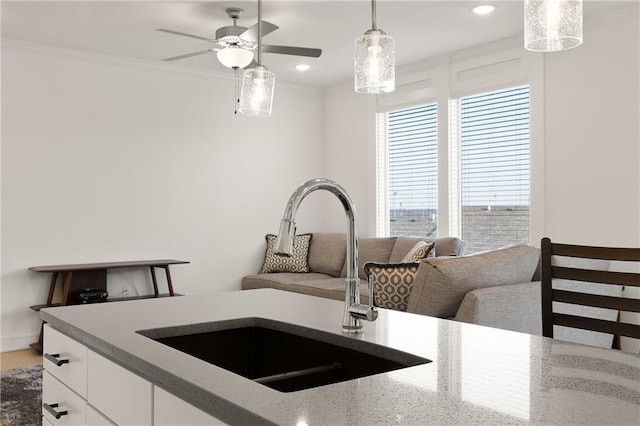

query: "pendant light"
(354, 0), (395, 94)
(239, 0), (275, 117)
(524, 0), (583, 52)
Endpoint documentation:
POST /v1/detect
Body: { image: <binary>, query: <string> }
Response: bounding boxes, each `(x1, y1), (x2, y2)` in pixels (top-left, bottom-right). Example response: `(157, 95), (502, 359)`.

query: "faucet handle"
(367, 274), (377, 310)
(348, 275), (378, 322)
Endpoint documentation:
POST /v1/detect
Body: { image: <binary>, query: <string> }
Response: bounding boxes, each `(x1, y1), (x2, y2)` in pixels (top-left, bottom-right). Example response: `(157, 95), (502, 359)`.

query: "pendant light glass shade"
(354, 29), (395, 94)
(524, 0), (583, 52)
(239, 65), (275, 117)
(216, 45), (254, 69)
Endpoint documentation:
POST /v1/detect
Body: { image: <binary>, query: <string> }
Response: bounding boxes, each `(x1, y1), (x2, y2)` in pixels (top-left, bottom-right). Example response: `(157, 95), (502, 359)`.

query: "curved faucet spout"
(274, 178), (376, 333)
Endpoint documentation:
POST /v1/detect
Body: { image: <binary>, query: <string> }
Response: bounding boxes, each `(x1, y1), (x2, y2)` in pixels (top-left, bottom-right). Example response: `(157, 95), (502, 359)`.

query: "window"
(377, 85), (530, 253)
(452, 86), (530, 253)
(376, 103), (438, 238)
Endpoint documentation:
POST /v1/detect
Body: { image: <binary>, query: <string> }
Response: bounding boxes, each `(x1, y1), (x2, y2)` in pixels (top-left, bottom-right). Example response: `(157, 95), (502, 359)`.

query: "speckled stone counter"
(41, 289), (640, 425)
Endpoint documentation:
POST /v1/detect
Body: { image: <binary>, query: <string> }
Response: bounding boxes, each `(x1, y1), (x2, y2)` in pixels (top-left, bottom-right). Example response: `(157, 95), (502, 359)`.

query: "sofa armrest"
(453, 281), (542, 336)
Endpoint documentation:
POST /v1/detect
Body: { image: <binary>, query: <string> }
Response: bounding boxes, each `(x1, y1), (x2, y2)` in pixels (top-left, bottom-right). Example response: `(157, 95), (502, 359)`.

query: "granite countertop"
(41, 289), (640, 425)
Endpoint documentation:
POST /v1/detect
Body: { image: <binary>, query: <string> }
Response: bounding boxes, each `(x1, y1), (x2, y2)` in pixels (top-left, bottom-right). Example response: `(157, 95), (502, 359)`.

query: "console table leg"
(149, 267), (160, 296)
(46, 272), (59, 305)
(60, 272), (73, 305)
(164, 266), (175, 296)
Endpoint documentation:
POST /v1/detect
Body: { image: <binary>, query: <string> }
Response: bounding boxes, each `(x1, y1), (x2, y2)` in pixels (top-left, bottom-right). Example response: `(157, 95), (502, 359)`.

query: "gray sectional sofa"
(242, 233), (544, 336)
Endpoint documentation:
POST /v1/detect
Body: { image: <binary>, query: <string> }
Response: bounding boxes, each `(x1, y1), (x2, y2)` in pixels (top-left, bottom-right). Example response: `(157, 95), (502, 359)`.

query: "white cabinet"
(154, 386), (227, 426)
(42, 370), (87, 425)
(43, 325), (88, 398)
(43, 325), (224, 425)
(87, 350), (152, 425)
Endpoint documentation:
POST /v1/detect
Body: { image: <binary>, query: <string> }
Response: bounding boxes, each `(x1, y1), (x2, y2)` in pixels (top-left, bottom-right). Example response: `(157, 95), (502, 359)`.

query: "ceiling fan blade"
(162, 49), (215, 61)
(261, 45), (322, 58)
(156, 29), (214, 42)
(240, 21), (279, 42)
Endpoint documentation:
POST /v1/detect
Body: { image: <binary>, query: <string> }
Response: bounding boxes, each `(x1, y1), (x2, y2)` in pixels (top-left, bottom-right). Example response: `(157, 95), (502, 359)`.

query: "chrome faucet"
(274, 178), (378, 333)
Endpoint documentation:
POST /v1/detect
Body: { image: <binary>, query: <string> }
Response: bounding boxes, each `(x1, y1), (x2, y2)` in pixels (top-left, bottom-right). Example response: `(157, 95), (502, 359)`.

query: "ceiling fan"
(157, 7), (322, 69)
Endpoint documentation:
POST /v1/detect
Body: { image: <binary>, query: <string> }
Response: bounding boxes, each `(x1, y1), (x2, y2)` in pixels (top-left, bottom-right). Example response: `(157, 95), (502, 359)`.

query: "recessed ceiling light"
(471, 4), (496, 15)
(295, 64), (311, 71)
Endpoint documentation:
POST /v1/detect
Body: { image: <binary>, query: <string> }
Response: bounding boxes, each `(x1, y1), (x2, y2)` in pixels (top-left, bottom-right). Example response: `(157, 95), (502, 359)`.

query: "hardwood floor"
(0, 349), (42, 371)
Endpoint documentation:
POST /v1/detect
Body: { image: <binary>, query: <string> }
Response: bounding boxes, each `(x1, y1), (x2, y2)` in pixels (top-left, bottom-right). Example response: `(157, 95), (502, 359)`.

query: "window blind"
(459, 85), (530, 253)
(380, 103), (438, 237)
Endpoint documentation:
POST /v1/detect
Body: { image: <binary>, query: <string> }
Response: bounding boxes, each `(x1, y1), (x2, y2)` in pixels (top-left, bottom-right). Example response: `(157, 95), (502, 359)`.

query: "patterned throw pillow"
(259, 234), (312, 273)
(364, 262), (420, 312)
(401, 241), (435, 263)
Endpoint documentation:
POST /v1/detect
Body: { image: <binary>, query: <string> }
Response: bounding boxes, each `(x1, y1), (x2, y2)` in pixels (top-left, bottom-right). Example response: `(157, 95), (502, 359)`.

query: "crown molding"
(1, 38), (321, 93)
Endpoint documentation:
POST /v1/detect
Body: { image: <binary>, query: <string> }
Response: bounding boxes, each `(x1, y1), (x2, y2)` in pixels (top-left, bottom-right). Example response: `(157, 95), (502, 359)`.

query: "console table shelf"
(29, 259), (189, 353)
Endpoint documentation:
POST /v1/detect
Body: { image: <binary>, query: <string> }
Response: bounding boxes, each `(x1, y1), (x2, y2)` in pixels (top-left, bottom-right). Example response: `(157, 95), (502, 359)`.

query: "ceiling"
(1, 1), (634, 88)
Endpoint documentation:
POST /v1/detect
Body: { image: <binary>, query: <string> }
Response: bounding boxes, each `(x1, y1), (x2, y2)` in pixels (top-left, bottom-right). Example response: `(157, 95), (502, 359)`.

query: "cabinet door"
(88, 350), (152, 425)
(42, 371), (87, 425)
(86, 404), (116, 426)
(154, 386), (227, 425)
(43, 325), (88, 398)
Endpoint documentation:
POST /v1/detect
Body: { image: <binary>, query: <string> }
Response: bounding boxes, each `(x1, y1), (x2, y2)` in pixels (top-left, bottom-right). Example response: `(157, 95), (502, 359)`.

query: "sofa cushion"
(340, 237), (397, 279)
(307, 233), (347, 277)
(407, 244), (540, 318)
(401, 241), (435, 263)
(259, 234), (312, 273)
(389, 236), (426, 262)
(364, 262), (419, 312)
(241, 272), (335, 292)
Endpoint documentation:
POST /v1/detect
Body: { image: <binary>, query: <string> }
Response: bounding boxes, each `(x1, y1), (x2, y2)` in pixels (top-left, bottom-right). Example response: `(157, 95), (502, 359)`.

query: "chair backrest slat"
(553, 313), (640, 339)
(553, 266), (640, 287)
(550, 242), (640, 261)
(553, 289), (640, 313)
(541, 237), (640, 349)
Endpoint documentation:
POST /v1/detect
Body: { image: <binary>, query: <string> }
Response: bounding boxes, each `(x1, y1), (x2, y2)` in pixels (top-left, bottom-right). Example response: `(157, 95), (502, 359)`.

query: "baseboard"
(1, 333), (39, 353)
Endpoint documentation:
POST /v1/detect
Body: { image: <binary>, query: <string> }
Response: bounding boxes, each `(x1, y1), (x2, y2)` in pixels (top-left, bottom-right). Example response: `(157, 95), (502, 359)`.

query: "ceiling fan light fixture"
(239, 64), (275, 117)
(524, 0), (583, 52)
(216, 45), (254, 69)
(355, 29), (395, 94)
(354, 0), (395, 94)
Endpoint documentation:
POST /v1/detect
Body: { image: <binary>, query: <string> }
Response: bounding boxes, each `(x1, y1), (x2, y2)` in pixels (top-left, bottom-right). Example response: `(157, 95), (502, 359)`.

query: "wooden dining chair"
(541, 237), (640, 347)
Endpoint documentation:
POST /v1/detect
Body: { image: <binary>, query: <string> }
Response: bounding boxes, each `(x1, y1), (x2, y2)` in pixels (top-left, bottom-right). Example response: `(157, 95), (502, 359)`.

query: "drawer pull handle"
(44, 353), (70, 366)
(43, 403), (68, 419)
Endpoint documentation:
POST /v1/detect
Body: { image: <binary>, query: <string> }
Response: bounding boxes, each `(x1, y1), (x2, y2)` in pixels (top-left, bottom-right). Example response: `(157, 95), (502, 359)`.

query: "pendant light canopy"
(354, 0), (395, 94)
(239, 0), (275, 116)
(524, 0), (583, 52)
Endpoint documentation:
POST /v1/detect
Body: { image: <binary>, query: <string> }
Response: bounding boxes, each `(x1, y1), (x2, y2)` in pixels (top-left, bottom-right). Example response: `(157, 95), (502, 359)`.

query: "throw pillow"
(401, 241), (435, 263)
(364, 262), (420, 312)
(259, 234), (312, 274)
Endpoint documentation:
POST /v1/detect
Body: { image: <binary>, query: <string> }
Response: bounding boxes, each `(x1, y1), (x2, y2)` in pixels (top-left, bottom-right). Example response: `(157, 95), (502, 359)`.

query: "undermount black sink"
(138, 318), (430, 393)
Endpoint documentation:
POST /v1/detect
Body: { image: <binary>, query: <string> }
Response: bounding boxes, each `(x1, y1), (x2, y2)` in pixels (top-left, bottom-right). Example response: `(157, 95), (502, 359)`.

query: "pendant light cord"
(371, 0), (377, 30)
(257, 0), (263, 65)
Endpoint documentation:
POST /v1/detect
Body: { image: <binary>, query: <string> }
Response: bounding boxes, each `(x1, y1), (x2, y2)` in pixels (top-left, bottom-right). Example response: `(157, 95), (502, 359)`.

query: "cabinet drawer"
(88, 350), (152, 425)
(42, 370), (87, 425)
(43, 325), (88, 398)
(154, 386), (227, 425)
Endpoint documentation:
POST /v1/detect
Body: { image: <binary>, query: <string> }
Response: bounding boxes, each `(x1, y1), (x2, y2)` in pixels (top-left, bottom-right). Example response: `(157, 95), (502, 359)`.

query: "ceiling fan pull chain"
(234, 68), (239, 115)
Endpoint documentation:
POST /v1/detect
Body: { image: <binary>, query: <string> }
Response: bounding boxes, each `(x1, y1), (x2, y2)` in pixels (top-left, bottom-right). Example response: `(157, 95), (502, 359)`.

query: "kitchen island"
(41, 288), (640, 425)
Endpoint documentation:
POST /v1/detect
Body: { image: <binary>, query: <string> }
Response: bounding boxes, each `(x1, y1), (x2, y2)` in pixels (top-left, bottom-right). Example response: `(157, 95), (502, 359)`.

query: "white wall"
(323, 81), (376, 236)
(1, 41), (326, 351)
(544, 9), (639, 246)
